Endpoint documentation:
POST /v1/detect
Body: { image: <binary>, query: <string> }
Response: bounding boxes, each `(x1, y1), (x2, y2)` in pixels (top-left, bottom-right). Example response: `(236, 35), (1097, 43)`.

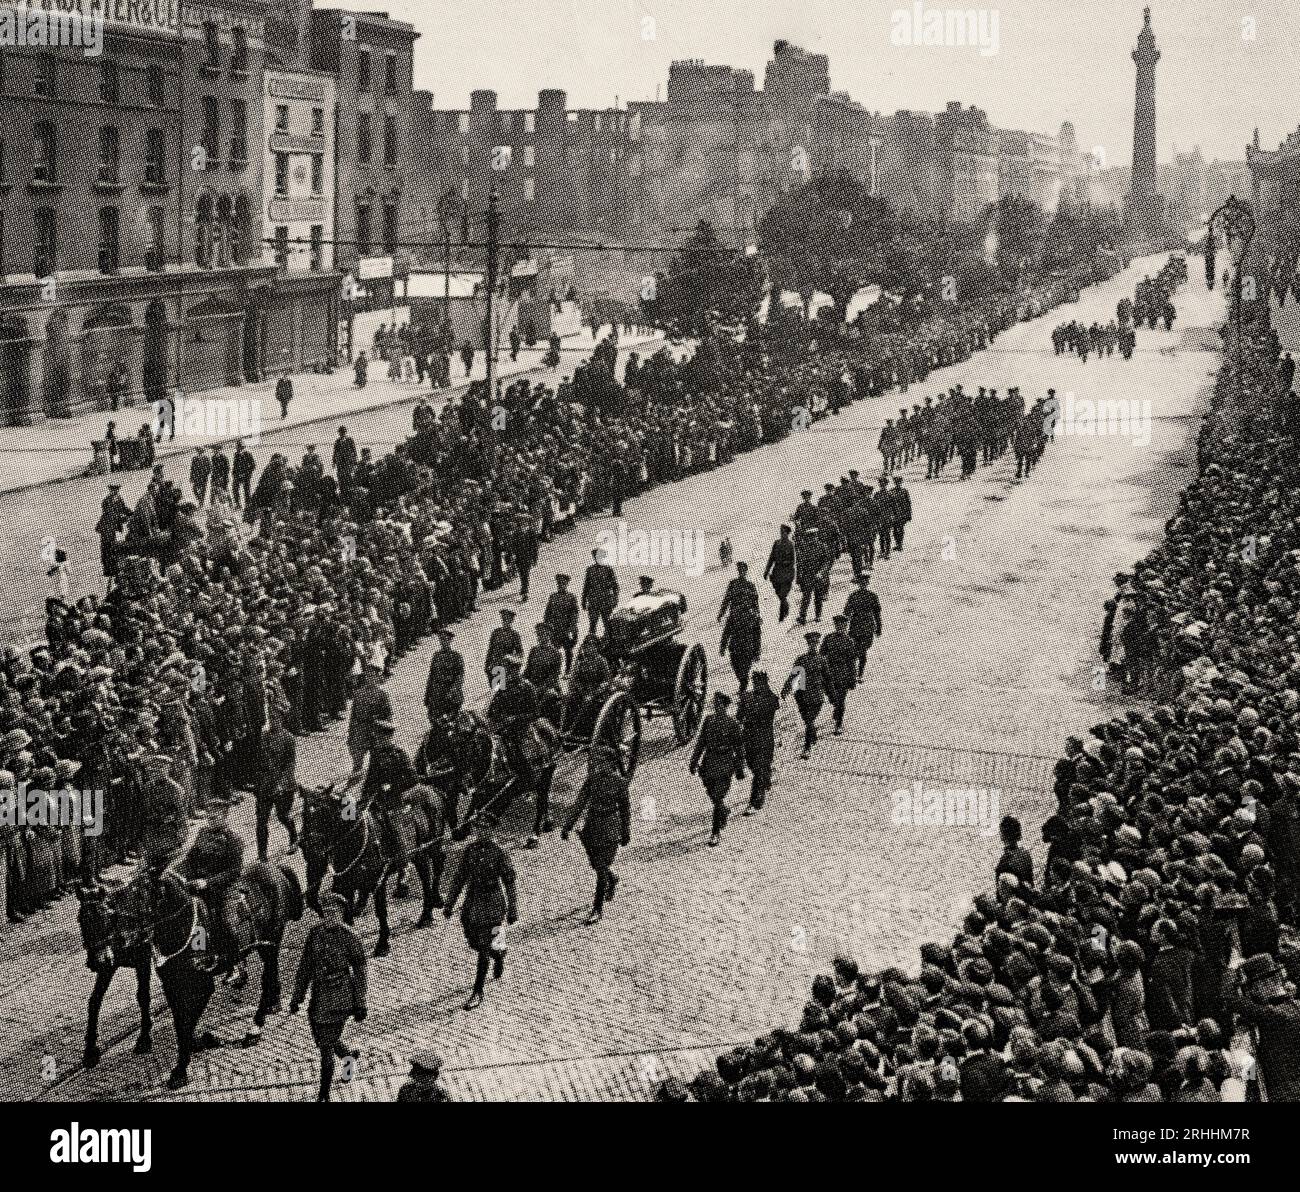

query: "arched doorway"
(41, 309), (72, 418)
(0, 314), (33, 426)
(81, 304), (135, 409)
(143, 300), (170, 404)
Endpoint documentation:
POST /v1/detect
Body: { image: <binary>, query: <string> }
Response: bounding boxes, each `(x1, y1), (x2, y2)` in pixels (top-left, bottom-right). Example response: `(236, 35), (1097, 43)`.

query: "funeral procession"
(0, 0), (1298, 1168)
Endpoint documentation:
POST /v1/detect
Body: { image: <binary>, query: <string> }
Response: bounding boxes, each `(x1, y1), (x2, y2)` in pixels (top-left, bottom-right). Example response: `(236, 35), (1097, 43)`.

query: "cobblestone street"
(0, 254), (1228, 1101)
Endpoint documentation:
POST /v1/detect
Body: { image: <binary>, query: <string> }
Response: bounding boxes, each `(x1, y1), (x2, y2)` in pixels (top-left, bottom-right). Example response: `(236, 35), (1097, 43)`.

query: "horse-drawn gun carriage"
(558, 587), (708, 781)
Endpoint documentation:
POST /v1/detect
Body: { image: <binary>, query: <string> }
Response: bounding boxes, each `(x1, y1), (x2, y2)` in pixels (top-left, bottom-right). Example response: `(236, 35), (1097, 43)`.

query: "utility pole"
(486, 184), (499, 398)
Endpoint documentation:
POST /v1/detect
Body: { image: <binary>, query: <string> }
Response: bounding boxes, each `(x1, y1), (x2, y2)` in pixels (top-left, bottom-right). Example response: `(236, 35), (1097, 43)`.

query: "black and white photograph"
(0, 0), (1295, 1164)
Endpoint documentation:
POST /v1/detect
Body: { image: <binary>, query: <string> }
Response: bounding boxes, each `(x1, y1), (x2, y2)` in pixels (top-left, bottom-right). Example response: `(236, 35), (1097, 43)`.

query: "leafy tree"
(642, 221), (762, 339)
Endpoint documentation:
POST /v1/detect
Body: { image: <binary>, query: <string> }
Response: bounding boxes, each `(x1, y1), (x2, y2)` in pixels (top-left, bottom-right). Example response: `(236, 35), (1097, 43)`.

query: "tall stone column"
(1126, 6), (1163, 237)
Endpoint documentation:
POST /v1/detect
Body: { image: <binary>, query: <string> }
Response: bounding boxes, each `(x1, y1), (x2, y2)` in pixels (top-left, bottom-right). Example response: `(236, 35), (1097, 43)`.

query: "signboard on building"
(268, 74), (327, 103)
(1, 0), (178, 34)
(358, 256), (394, 280)
(269, 198), (326, 223)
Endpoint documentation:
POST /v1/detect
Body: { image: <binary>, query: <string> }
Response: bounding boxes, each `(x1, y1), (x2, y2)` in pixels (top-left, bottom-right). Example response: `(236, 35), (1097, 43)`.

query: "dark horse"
(78, 862), (305, 1088)
(453, 711), (560, 844)
(78, 871), (217, 1090)
(299, 778), (446, 957)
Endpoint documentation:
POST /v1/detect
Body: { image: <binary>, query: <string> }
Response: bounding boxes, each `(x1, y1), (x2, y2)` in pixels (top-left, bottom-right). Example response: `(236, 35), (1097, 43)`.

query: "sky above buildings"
(353, 0), (1297, 164)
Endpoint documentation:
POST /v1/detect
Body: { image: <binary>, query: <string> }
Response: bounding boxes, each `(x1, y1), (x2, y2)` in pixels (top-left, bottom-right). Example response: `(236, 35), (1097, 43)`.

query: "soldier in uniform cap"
(637, 574), (655, 596)
(689, 690), (746, 847)
(177, 795), (247, 981)
(783, 632), (830, 758)
(821, 614), (858, 736)
(843, 571), (884, 681)
(561, 745), (632, 924)
(443, 814), (519, 1010)
(891, 476), (913, 551)
(139, 752), (189, 870)
(485, 609), (524, 687)
(424, 627), (465, 722)
(795, 527), (831, 625)
(290, 891), (368, 1101)
(544, 574), (580, 675)
(738, 671), (779, 814)
(396, 1050), (451, 1102)
(764, 525), (796, 622)
(581, 547), (619, 638)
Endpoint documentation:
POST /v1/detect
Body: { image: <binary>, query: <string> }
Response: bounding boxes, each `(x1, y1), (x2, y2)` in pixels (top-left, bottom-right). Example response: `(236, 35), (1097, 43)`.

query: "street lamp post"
(1210, 195), (1257, 405)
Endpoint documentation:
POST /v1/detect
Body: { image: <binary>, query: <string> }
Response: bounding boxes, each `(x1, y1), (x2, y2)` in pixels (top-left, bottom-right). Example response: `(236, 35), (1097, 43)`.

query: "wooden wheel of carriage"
(672, 642), (708, 745)
(592, 690), (641, 780)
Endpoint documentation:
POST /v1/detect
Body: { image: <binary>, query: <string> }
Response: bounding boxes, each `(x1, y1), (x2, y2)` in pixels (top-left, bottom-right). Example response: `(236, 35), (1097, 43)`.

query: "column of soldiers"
(877, 384), (1052, 483)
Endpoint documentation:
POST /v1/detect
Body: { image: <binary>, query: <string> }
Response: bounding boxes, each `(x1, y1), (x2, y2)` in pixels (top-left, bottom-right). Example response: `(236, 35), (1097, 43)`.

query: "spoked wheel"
(672, 642), (708, 745)
(592, 691), (641, 781)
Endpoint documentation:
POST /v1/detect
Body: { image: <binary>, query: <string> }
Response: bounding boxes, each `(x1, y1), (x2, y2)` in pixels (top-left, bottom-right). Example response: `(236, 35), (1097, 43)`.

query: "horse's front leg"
(133, 954), (154, 1054)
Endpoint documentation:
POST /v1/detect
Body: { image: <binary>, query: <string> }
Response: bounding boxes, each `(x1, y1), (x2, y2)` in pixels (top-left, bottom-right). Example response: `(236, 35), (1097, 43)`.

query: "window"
(230, 99), (247, 162)
(382, 202), (397, 255)
(32, 122), (56, 183)
(146, 206), (165, 271)
(0, 139), (5, 185)
(524, 111), (535, 133)
(594, 114), (602, 132)
(98, 127), (120, 184)
(0, 210), (5, 278)
(34, 54), (56, 98)
(274, 152), (289, 197)
(143, 129), (166, 184)
(195, 195), (213, 267)
(310, 224), (323, 271)
(231, 27), (248, 73)
(275, 104), (289, 133)
(523, 144), (535, 168)
(460, 144), (469, 166)
(100, 59), (119, 103)
(357, 112), (371, 163)
(233, 195), (249, 264)
(458, 112), (469, 135)
(311, 154), (323, 195)
(204, 22), (220, 69)
(312, 107), (324, 136)
(460, 177), (469, 201)
(33, 208), (56, 277)
(503, 112), (515, 134)
(356, 203), (371, 254)
(274, 225), (289, 269)
(148, 64), (165, 106)
(384, 52), (397, 95)
(523, 177), (535, 202)
(98, 208), (119, 273)
(202, 96), (220, 163)
(383, 114), (396, 166)
(357, 48), (371, 92)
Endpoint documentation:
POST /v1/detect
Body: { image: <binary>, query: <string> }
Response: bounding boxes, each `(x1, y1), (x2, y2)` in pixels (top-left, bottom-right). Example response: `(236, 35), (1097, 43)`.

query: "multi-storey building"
(0, 0), (275, 424)
(934, 102), (1000, 223)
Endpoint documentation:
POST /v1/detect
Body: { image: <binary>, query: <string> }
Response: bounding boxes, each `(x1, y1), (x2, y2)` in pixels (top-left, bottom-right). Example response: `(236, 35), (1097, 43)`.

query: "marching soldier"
(581, 547), (619, 638)
(347, 661), (392, 775)
(689, 691), (746, 847)
(738, 671), (779, 815)
(544, 573), (580, 674)
(875, 474), (893, 560)
(443, 814), (518, 1011)
(524, 622), (564, 711)
(795, 527), (830, 625)
(718, 560), (759, 623)
(890, 476), (912, 551)
(511, 511), (538, 602)
(791, 489), (818, 534)
(720, 600), (762, 694)
(485, 608), (524, 688)
(290, 892), (368, 1102)
(783, 631), (830, 759)
(362, 719), (418, 894)
(844, 571), (884, 680)
(139, 752), (189, 870)
(396, 1050), (451, 1102)
(561, 745), (632, 924)
(255, 710), (298, 861)
(821, 614), (858, 736)
(763, 525), (796, 623)
(424, 627), (465, 721)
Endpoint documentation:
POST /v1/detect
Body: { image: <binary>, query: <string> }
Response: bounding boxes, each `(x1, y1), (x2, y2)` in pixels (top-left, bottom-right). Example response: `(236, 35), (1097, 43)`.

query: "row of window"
(19, 52), (171, 106)
(274, 104), (326, 137)
(274, 151), (325, 198)
(201, 97), (250, 165)
(356, 112), (399, 167)
(271, 225), (325, 272)
(202, 22), (251, 74)
(12, 205), (167, 278)
(355, 49), (401, 96)
(441, 111), (639, 136)
(29, 123), (171, 186)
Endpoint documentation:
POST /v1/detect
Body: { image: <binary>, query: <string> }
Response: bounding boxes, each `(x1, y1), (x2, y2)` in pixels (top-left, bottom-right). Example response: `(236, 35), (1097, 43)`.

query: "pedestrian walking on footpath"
(190, 449), (211, 507)
(783, 631), (830, 759)
(738, 670), (779, 814)
(276, 373), (294, 420)
(843, 571), (883, 680)
(561, 745), (631, 924)
(443, 814), (518, 1010)
(689, 690), (746, 846)
(289, 892), (368, 1102)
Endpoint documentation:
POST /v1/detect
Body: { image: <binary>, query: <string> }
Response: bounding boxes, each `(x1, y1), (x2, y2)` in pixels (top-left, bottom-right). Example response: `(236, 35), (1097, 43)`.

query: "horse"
(77, 870), (221, 1090)
(415, 709), (495, 831)
(458, 715), (560, 844)
(216, 861), (306, 1043)
(298, 779), (446, 957)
